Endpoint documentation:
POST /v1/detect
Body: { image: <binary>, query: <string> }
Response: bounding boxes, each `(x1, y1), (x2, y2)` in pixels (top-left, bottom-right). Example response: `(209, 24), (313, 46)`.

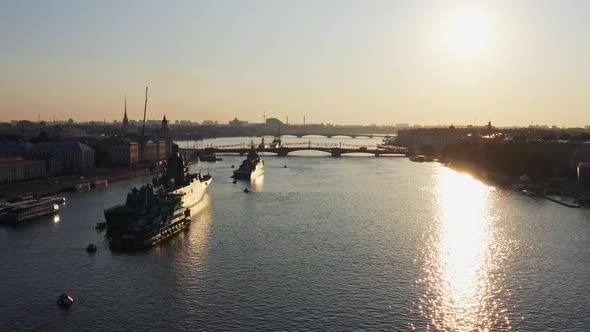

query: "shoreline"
(0, 159), (199, 200)
(0, 166), (156, 200)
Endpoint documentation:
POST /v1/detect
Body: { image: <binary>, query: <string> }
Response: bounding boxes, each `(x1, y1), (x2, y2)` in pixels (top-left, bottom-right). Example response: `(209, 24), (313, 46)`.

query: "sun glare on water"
(445, 9), (490, 53)
(417, 167), (512, 331)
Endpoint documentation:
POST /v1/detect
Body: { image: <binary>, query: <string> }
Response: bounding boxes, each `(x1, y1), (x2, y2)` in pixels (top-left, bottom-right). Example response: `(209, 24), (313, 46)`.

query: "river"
(1, 136), (589, 331)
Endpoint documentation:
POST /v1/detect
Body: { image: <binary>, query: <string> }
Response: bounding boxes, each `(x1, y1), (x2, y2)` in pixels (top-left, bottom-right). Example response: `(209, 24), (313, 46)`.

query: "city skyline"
(2, 0), (590, 127)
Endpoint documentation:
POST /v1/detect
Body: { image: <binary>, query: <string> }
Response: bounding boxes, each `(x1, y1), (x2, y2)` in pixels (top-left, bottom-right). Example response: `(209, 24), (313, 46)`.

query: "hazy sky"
(1, 0), (589, 126)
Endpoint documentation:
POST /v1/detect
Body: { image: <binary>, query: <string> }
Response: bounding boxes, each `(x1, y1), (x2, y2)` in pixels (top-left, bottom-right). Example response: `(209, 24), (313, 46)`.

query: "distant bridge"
(270, 133), (393, 139)
(181, 144), (407, 157)
(173, 131), (395, 140)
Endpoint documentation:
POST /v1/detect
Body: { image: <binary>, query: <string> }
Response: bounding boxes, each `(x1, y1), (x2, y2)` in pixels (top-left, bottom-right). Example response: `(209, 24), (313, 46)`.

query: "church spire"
(122, 96), (129, 130)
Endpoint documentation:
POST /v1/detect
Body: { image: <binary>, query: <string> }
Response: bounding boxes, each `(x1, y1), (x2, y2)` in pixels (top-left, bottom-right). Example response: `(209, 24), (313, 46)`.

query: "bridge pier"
(277, 147), (289, 156)
(331, 148), (342, 157)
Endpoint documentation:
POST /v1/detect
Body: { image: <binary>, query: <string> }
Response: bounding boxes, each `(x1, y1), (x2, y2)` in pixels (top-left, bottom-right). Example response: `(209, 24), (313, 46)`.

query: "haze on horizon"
(1, 0), (589, 127)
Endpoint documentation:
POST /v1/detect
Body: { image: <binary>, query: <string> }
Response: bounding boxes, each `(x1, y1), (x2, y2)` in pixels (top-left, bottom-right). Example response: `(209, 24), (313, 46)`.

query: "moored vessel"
(233, 146), (264, 180)
(409, 155), (425, 162)
(92, 179), (108, 187)
(0, 197), (62, 225)
(104, 145), (212, 250)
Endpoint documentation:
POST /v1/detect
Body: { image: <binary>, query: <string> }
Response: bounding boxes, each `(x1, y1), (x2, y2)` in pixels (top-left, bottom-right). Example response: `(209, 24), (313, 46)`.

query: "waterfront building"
(109, 140), (139, 166)
(139, 137), (158, 163)
(570, 142), (590, 175)
(397, 127), (467, 153)
(34, 141), (95, 175)
(156, 139), (166, 162)
(0, 154), (48, 184)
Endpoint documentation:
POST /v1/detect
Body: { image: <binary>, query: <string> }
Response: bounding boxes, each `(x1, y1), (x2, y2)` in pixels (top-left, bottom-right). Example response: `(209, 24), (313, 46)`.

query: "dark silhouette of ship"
(104, 145), (211, 250)
(233, 146), (264, 180)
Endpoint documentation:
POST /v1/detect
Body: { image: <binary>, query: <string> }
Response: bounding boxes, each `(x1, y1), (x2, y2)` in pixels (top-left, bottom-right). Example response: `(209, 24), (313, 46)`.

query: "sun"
(445, 10), (490, 53)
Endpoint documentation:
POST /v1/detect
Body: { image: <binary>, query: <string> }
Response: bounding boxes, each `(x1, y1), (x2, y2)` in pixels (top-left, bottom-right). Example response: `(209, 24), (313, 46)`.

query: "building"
(109, 140), (139, 166)
(0, 154), (48, 184)
(34, 141), (95, 175)
(139, 138), (158, 163)
(159, 115), (172, 159)
(229, 117), (248, 127)
(265, 118), (283, 127)
(0, 141), (35, 156)
(156, 139), (166, 161)
(570, 142), (590, 175)
(397, 127), (467, 153)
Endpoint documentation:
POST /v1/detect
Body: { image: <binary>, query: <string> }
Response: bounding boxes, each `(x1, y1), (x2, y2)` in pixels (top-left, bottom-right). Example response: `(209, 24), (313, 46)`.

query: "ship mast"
(142, 87), (148, 138)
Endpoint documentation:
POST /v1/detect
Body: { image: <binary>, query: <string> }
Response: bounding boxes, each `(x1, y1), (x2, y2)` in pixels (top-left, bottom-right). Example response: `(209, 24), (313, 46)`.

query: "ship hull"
(105, 178), (212, 251)
(172, 178), (212, 208)
(233, 164), (264, 180)
(110, 215), (191, 251)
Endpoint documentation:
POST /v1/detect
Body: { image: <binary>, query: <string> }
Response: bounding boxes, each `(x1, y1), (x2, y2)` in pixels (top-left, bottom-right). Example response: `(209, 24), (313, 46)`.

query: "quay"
(542, 195), (581, 208)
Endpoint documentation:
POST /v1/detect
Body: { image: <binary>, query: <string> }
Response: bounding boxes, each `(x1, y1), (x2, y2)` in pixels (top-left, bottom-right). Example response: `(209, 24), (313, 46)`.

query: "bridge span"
(181, 145), (408, 157)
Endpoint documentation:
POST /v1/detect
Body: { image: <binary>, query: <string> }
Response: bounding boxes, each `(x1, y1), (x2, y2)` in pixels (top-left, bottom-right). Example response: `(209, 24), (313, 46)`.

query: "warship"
(104, 145), (212, 250)
(233, 146), (264, 180)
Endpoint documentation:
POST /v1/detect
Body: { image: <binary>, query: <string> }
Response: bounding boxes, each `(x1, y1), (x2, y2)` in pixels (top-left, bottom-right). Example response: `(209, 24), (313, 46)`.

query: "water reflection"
(420, 167), (510, 331)
(251, 174), (264, 191)
(188, 195), (212, 250)
(152, 195), (213, 258)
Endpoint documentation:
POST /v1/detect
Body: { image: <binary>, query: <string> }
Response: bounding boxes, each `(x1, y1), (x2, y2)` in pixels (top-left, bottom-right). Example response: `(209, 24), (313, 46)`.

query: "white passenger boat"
(0, 197), (61, 225)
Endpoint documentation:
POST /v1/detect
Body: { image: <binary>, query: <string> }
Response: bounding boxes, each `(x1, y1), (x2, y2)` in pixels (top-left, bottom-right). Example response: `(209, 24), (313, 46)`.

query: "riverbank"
(443, 159), (590, 207)
(0, 166), (156, 200)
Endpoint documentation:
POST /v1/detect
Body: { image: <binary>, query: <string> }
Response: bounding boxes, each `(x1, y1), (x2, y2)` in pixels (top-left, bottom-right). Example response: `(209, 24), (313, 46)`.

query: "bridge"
(181, 142), (407, 158)
(272, 133), (392, 139)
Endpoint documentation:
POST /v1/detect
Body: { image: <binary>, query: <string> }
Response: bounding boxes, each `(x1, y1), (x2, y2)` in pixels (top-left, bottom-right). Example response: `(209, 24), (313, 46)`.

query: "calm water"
(2, 137), (590, 331)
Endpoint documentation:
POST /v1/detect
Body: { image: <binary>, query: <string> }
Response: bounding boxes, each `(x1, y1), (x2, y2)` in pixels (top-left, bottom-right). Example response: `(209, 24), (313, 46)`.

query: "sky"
(1, 0), (589, 127)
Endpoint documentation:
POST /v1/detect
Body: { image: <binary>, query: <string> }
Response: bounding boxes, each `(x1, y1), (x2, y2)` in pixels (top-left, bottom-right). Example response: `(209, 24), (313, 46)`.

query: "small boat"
(86, 244), (97, 253)
(57, 294), (75, 308)
(75, 182), (91, 192)
(199, 154), (221, 162)
(92, 179), (108, 187)
(409, 155), (425, 162)
(95, 222), (107, 230)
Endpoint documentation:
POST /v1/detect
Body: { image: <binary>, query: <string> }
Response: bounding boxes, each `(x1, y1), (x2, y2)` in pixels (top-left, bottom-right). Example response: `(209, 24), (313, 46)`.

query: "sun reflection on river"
(251, 174), (264, 191)
(187, 195), (213, 266)
(419, 167), (511, 331)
